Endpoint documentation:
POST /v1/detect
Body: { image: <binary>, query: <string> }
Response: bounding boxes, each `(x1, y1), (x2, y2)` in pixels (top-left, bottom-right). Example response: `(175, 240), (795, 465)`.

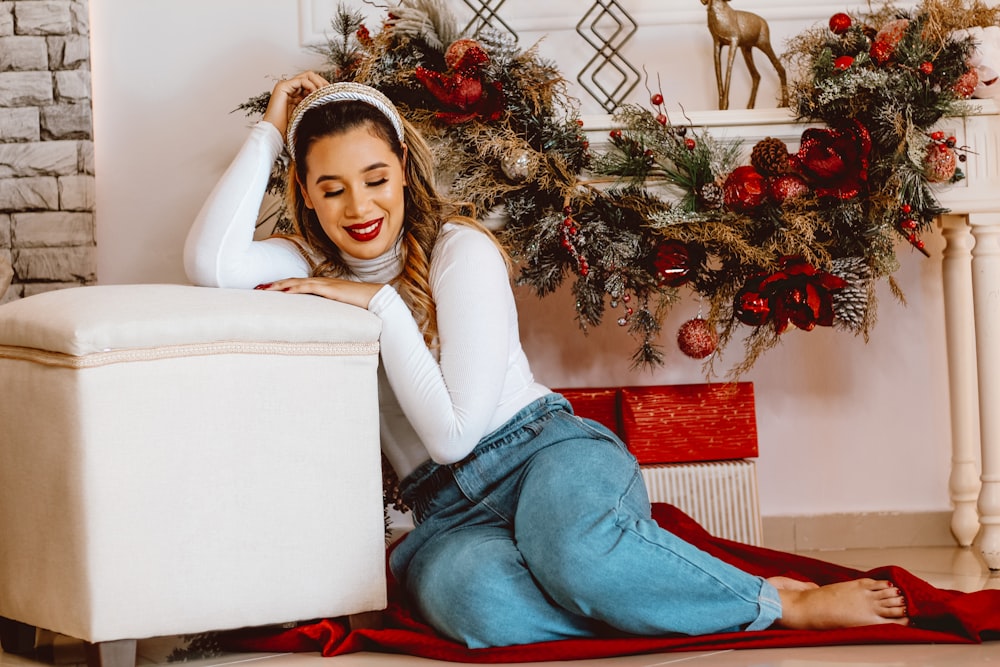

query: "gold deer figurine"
(701, 0), (788, 110)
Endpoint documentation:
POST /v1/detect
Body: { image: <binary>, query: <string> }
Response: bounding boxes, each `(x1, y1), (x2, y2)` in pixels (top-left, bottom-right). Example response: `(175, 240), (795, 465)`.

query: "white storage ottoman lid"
(0, 284), (381, 363)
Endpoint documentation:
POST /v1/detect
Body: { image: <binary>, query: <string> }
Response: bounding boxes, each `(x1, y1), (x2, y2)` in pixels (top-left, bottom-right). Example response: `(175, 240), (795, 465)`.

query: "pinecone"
(750, 137), (792, 177)
(698, 182), (725, 210)
(830, 257), (872, 331)
(382, 453), (408, 513)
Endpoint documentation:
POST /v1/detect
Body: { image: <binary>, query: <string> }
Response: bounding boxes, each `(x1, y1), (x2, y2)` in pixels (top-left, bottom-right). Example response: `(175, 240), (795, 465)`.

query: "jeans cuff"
(746, 577), (783, 631)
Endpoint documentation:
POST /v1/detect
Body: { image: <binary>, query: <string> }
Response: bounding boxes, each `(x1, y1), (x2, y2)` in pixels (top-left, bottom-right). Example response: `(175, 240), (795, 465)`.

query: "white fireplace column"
(970, 213), (1000, 569)
(940, 215), (982, 548)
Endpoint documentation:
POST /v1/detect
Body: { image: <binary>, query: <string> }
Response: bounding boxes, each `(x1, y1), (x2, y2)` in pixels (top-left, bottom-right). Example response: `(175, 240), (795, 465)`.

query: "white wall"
(90, 0), (954, 518)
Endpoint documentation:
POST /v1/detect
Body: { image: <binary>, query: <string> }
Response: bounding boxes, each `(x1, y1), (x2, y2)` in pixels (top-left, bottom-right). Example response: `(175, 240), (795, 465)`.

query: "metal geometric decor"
(576, 0), (641, 113)
(461, 0), (518, 42)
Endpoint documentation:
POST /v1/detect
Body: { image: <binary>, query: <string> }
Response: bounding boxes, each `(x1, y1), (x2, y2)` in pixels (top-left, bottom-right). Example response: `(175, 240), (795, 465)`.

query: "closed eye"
(367, 177), (389, 187)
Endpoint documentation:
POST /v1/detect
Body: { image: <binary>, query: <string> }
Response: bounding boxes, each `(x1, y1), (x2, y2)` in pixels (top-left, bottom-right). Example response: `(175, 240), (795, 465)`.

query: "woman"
(184, 72), (909, 649)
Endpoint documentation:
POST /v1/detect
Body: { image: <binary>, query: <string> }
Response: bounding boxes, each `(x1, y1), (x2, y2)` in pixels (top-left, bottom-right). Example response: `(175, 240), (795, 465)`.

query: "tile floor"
(3, 545), (1000, 667)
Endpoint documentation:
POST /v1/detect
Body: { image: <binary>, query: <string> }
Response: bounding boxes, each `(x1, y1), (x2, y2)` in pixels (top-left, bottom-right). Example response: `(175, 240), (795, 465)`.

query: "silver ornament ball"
(501, 149), (535, 182)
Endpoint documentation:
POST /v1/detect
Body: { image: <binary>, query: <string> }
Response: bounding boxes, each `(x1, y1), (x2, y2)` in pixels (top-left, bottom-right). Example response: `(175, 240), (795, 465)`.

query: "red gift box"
(619, 383), (758, 464)
(555, 387), (621, 437)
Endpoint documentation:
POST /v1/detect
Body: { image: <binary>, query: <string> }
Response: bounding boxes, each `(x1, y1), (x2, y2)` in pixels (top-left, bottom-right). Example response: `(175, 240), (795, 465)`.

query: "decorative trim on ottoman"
(0, 340), (381, 369)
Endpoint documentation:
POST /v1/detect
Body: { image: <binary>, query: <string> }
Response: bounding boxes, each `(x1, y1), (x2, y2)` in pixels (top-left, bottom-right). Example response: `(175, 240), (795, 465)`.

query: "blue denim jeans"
(390, 393), (782, 648)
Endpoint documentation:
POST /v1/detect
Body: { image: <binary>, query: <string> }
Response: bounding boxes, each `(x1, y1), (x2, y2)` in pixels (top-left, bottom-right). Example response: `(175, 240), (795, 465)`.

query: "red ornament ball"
(654, 240), (692, 287)
(651, 93), (664, 106)
(829, 12), (852, 35)
(871, 19), (909, 63)
(444, 38), (488, 71)
(723, 165), (767, 212)
(924, 143), (958, 183)
(768, 174), (810, 204)
(954, 68), (979, 98)
(876, 19), (910, 47)
(677, 318), (718, 359)
(656, 113), (668, 125)
(919, 61), (934, 75)
(834, 55), (854, 71)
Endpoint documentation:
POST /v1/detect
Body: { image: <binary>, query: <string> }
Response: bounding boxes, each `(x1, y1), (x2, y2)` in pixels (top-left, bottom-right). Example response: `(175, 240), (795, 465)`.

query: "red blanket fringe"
(218, 504), (1000, 662)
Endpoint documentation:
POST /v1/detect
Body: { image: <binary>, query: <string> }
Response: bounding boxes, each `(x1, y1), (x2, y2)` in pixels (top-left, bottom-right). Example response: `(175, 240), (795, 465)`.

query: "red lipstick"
(345, 218), (383, 242)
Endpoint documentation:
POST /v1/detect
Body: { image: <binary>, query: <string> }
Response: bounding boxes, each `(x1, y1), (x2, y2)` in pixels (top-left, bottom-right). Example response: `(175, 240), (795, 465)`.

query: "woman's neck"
(339, 233), (404, 284)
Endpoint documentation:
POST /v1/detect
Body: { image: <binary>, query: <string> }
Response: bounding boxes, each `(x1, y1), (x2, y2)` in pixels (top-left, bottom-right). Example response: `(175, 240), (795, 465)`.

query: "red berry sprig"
(614, 292), (634, 327)
(897, 203), (926, 252)
(927, 130), (971, 163)
(560, 204), (589, 277)
(574, 118), (589, 151)
(649, 91), (670, 127)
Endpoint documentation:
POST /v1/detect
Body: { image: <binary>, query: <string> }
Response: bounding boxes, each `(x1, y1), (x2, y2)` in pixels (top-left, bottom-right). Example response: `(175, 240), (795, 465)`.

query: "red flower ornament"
(734, 257), (848, 334)
(414, 39), (505, 124)
(795, 119), (871, 199)
(734, 274), (771, 326)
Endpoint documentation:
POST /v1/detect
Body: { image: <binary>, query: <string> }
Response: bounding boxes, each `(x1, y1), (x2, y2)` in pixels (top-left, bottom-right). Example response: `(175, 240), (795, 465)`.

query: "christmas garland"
(241, 0), (999, 377)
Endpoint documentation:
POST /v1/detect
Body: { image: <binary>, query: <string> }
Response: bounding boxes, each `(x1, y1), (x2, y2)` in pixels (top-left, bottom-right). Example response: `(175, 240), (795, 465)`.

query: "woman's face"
(299, 125), (406, 260)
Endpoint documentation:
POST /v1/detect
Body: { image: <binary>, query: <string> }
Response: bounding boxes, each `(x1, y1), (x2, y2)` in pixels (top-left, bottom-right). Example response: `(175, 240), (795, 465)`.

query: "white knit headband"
(285, 82), (406, 156)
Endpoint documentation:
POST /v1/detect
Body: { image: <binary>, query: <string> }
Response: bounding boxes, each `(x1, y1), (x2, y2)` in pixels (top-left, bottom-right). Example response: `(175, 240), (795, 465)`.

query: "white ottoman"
(0, 285), (386, 665)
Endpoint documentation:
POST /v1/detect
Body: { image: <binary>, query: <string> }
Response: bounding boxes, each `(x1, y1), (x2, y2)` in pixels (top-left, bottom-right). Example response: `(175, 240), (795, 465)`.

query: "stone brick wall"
(0, 0), (95, 303)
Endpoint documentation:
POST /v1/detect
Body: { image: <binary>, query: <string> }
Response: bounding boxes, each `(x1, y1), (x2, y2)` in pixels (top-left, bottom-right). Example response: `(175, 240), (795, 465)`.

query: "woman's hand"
(262, 71), (330, 139)
(255, 276), (383, 310)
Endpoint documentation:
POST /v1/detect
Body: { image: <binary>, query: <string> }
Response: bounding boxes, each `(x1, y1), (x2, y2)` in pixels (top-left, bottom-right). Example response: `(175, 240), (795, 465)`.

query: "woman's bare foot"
(772, 578), (909, 630)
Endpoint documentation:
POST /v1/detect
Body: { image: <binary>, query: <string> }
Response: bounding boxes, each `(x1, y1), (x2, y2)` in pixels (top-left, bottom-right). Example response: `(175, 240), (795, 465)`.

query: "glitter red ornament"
(768, 174), (810, 204)
(677, 318), (718, 359)
(829, 12), (852, 35)
(445, 38), (487, 71)
(954, 68), (979, 98)
(923, 143), (958, 183)
(870, 40), (894, 64)
(871, 18), (909, 64)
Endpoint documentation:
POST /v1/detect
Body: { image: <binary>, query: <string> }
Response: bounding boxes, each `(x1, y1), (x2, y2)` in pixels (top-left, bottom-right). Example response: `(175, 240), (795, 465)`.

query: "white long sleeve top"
(184, 121), (550, 480)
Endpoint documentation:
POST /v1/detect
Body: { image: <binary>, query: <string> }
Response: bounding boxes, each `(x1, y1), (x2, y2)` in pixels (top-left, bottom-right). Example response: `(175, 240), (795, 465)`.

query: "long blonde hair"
(284, 98), (509, 347)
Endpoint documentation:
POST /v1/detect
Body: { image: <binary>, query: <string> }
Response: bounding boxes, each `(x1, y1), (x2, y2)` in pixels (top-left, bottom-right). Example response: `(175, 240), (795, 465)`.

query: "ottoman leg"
(84, 639), (137, 667)
(0, 617), (36, 655)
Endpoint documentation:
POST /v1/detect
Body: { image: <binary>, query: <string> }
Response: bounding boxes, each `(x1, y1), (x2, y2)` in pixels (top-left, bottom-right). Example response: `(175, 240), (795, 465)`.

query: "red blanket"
(219, 504), (1000, 661)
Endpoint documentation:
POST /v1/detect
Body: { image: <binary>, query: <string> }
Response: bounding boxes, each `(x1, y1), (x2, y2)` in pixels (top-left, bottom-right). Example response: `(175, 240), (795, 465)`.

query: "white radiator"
(641, 460), (762, 546)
